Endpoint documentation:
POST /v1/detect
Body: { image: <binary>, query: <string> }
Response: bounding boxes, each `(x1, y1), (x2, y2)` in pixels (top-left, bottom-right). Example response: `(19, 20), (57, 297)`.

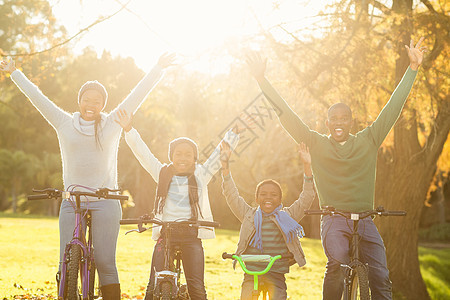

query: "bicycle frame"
(58, 193), (94, 300)
(120, 216), (219, 300)
(305, 206), (406, 300)
(340, 214), (369, 300)
(28, 187), (128, 300)
(154, 224), (186, 298)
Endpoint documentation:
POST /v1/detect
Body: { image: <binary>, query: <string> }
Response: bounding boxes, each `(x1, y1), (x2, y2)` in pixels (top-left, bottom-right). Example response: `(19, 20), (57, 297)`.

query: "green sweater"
(258, 67), (417, 212)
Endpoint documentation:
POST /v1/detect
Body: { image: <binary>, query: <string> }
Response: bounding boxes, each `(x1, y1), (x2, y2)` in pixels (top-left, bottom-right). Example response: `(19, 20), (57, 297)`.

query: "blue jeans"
(145, 227), (207, 300)
(241, 272), (287, 300)
(59, 199), (122, 286)
(321, 215), (392, 300)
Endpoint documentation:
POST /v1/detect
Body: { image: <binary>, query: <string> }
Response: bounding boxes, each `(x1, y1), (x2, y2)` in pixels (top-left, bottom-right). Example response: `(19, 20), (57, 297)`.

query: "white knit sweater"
(11, 65), (164, 195)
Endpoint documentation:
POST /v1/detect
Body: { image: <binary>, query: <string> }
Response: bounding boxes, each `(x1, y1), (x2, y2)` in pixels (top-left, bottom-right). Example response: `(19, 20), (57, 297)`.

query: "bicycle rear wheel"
(348, 265), (370, 300)
(65, 245), (82, 300)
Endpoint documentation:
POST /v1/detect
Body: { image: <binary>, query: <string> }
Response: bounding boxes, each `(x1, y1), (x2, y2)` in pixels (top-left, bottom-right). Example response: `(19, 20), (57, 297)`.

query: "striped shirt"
(244, 216), (290, 274)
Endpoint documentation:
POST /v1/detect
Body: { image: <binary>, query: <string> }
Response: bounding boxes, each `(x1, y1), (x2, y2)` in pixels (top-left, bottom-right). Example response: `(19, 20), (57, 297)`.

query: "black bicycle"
(305, 206), (406, 300)
(120, 214), (220, 300)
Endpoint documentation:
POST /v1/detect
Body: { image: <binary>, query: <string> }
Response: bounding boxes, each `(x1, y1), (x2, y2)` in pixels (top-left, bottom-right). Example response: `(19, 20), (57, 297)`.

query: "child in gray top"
(220, 142), (315, 300)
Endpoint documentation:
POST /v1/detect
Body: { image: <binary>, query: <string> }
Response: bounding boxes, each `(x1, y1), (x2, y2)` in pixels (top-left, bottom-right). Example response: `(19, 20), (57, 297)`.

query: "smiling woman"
(0, 52), (176, 299)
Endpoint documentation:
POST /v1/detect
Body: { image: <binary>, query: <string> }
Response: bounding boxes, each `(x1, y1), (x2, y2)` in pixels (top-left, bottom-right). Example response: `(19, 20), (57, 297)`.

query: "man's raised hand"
(405, 37), (426, 71)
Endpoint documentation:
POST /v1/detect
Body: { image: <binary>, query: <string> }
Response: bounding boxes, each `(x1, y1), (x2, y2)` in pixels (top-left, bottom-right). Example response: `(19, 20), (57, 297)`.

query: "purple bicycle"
(28, 186), (128, 300)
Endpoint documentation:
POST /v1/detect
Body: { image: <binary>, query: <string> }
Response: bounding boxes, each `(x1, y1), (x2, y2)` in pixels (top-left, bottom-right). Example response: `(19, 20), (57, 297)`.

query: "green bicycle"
(222, 252), (293, 300)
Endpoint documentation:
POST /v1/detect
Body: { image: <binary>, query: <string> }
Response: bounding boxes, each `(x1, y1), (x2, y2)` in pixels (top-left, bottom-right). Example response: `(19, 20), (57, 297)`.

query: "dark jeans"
(144, 227), (207, 300)
(241, 272), (287, 300)
(321, 215), (392, 300)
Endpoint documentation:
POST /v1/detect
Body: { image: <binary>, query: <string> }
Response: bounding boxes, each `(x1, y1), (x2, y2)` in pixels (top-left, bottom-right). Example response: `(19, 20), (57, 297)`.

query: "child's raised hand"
(298, 143), (311, 165)
(0, 59), (16, 73)
(114, 109), (133, 132)
(232, 113), (257, 134)
(220, 141), (232, 171)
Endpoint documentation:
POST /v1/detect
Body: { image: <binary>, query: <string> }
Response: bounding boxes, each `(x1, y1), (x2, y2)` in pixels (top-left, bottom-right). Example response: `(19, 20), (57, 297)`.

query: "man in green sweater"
(245, 38), (425, 299)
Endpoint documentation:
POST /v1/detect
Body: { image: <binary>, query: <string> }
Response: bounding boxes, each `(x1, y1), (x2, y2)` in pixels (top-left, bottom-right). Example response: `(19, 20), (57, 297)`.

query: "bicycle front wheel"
(88, 259), (96, 300)
(348, 265), (370, 300)
(160, 281), (172, 300)
(65, 245), (82, 300)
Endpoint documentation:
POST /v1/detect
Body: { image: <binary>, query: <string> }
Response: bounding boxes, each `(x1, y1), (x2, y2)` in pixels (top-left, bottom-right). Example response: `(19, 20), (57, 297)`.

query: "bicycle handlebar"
(120, 216), (220, 228)
(222, 252), (293, 261)
(305, 206), (406, 220)
(222, 252), (294, 276)
(27, 188), (129, 201)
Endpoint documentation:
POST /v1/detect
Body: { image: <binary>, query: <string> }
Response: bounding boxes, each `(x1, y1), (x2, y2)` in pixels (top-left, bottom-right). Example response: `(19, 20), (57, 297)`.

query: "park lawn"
(0, 215), (448, 299)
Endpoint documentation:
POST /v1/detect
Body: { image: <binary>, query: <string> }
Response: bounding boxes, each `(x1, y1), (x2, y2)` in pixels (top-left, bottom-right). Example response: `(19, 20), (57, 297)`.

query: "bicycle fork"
(58, 209), (94, 300)
(341, 219), (369, 300)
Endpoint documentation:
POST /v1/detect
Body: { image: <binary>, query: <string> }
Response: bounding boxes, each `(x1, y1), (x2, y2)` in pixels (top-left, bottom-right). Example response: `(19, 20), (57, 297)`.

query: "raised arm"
(367, 38), (425, 146)
(198, 120), (246, 183)
(286, 143), (315, 221)
(220, 141), (251, 222)
(116, 109), (163, 181)
(246, 52), (315, 146)
(1, 59), (69, 129)
(112, 52), (176, 115)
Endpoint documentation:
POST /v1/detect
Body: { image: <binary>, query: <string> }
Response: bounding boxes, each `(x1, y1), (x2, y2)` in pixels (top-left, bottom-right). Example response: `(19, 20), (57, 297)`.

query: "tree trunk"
(376, 155), (433, 300)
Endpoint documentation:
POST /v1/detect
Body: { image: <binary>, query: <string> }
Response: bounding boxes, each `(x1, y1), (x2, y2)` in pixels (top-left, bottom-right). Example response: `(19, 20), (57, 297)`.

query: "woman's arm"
(1, 60), (69, 129)
(111, 53), (176, 116)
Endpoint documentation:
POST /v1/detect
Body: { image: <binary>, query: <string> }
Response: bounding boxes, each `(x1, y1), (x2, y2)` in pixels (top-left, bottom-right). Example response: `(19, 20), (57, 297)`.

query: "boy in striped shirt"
(220, 142), (315, 299)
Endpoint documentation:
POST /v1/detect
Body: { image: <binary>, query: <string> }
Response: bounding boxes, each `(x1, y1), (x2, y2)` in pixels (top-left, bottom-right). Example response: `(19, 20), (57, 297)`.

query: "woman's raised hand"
(114, 109), (133, 132)
(245, 51), (267, 81)
(157, 52), (177, 69)
(0, 59), (16, 73)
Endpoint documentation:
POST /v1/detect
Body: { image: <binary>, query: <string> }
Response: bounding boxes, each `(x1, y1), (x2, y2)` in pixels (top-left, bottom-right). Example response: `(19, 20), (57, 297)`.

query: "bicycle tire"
(348, 265), (370, 300)
(179, 284), (190, 300)
(88, 260), (96, 300)
(160, 281), (172, 300)
(65, 245), (82, 300)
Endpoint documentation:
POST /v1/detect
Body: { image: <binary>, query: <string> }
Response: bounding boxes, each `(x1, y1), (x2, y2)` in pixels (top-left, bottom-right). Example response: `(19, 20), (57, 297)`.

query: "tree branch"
(424, 95), (450, 166)
(4, 0), (132, 57)
(371, 0), (391, 15)
(420, 0), (437, 14)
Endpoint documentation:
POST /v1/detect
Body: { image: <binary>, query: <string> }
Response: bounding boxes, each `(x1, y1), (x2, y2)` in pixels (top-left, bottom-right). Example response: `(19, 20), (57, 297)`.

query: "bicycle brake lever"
(125, 228), (148, 235)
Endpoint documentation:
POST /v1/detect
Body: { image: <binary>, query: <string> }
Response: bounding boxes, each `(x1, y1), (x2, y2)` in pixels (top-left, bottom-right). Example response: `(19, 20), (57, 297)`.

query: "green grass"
(0, 215), (449, 299)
